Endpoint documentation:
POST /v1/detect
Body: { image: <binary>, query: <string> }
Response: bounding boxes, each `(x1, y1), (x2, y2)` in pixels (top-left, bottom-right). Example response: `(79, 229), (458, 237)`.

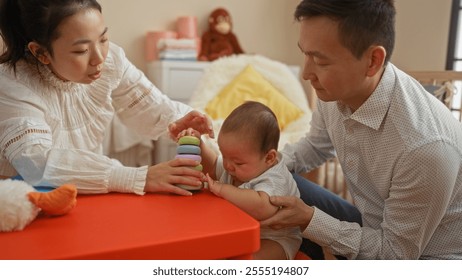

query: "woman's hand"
(177, 127), (201, 139)
(260, 196), (314, 231)
(144, 158), (206, 196)
(168, 110), (214, 141)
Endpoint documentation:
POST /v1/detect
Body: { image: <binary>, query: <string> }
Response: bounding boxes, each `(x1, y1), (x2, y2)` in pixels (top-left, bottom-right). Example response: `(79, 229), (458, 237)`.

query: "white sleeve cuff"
(108, 165), (148, 195)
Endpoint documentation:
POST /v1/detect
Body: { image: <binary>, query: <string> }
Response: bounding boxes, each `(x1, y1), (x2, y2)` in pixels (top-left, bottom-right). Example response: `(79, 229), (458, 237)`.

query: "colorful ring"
(178, 136), (200, 146)
(175, 154), (202, 162)
(176, 144), (201, 155)
(192, 164), (203, 171)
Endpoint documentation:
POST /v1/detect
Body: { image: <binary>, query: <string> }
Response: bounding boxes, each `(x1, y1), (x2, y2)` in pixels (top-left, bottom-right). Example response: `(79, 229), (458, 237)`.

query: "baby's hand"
(206, 173), (222, 197)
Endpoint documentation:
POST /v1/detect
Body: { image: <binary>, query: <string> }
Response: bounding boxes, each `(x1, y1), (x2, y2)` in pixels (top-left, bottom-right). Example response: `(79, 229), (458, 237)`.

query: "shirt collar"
(39, 64), (80, 91)
(346, 63), (396, 130)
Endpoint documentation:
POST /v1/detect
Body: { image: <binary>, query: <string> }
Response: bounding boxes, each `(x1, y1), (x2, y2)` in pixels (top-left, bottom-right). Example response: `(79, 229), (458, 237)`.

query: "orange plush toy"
(0, 179), (77, 232)
(198, 8), (244, 61)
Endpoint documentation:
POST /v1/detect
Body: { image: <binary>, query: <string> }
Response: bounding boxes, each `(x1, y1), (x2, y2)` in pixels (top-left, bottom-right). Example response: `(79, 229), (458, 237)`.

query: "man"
(261, 0), (462, 259)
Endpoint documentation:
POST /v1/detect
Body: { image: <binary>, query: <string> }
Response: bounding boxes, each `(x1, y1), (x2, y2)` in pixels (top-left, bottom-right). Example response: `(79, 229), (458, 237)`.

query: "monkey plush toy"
(198, 8), (244, 61)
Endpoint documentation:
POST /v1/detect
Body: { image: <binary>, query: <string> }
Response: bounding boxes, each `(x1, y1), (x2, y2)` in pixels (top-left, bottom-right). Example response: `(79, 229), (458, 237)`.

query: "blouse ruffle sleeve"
(0, 109), (147, 195)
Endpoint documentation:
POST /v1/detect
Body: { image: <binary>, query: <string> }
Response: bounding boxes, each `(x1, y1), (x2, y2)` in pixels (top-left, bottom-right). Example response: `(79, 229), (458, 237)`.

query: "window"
(447, 0), (462, 70)
(446, 0), (462, 120)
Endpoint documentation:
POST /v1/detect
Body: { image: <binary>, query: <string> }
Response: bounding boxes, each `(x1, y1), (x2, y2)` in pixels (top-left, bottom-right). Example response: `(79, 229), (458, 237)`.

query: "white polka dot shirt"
(281, 63), (462, 259)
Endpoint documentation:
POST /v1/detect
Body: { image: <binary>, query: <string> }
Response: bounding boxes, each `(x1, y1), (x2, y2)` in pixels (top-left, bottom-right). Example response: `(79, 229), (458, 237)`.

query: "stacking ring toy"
(175, 135), (203, 191)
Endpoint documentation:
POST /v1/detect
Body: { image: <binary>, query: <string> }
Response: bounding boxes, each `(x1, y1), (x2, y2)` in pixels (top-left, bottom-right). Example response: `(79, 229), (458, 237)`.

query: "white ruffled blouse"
(0, 42), (190, 194)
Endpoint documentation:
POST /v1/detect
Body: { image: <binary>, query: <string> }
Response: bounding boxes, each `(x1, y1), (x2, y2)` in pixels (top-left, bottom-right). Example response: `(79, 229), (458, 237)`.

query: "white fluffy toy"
(0, 179), (77, 232)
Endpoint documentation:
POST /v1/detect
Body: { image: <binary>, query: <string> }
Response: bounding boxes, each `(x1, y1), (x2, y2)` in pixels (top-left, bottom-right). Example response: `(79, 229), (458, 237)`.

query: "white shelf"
(147, 60), (210, 104)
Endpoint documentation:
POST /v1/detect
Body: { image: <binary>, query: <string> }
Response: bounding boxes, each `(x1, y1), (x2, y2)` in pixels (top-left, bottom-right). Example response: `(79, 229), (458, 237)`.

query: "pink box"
(177, 16), (198, 39)
(145, 30), (178, 61)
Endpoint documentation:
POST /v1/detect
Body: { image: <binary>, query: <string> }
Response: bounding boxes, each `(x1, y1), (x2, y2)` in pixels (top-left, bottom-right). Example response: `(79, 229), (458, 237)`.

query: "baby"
(180, 101), (302, 259)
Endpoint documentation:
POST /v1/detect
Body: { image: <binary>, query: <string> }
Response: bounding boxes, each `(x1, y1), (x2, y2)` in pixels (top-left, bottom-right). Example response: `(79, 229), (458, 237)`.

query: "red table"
(0, 190), (260, 260)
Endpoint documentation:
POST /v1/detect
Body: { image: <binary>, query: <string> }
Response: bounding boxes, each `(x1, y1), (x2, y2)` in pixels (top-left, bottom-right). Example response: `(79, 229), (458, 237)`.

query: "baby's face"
(217, 132), (270, 183)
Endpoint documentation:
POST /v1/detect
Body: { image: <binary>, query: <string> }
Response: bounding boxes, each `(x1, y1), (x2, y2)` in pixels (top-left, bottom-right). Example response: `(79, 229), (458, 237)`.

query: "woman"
(0, 0), (213, 196)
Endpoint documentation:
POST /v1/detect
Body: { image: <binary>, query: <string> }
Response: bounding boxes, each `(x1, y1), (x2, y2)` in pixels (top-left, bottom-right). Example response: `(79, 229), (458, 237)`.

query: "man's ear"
(366, 45), (386, 77)
(27, 42), (51, 65)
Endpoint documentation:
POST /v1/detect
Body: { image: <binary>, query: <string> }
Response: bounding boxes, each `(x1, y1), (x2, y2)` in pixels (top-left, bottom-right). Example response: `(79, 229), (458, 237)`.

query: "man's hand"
(260, 196), (314, 231)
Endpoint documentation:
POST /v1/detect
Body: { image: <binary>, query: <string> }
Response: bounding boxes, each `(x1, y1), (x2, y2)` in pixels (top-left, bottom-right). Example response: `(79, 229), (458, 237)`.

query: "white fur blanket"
(189, 54), (312, 151)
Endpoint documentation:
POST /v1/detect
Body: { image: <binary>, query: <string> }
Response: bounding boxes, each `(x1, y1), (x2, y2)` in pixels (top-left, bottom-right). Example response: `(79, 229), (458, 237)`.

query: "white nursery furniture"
(147, 60), (210, 104)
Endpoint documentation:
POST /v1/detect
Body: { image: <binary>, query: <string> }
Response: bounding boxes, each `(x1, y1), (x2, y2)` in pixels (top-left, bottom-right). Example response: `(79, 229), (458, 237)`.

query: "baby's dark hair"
(294, 0), (396, 64)
(220, 101), (280, 154)
(0, 0), (102, 70)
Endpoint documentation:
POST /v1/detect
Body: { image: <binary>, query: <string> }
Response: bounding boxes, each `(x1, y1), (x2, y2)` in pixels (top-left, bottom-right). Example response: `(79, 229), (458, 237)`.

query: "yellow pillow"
(205, 65), (303, 130)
